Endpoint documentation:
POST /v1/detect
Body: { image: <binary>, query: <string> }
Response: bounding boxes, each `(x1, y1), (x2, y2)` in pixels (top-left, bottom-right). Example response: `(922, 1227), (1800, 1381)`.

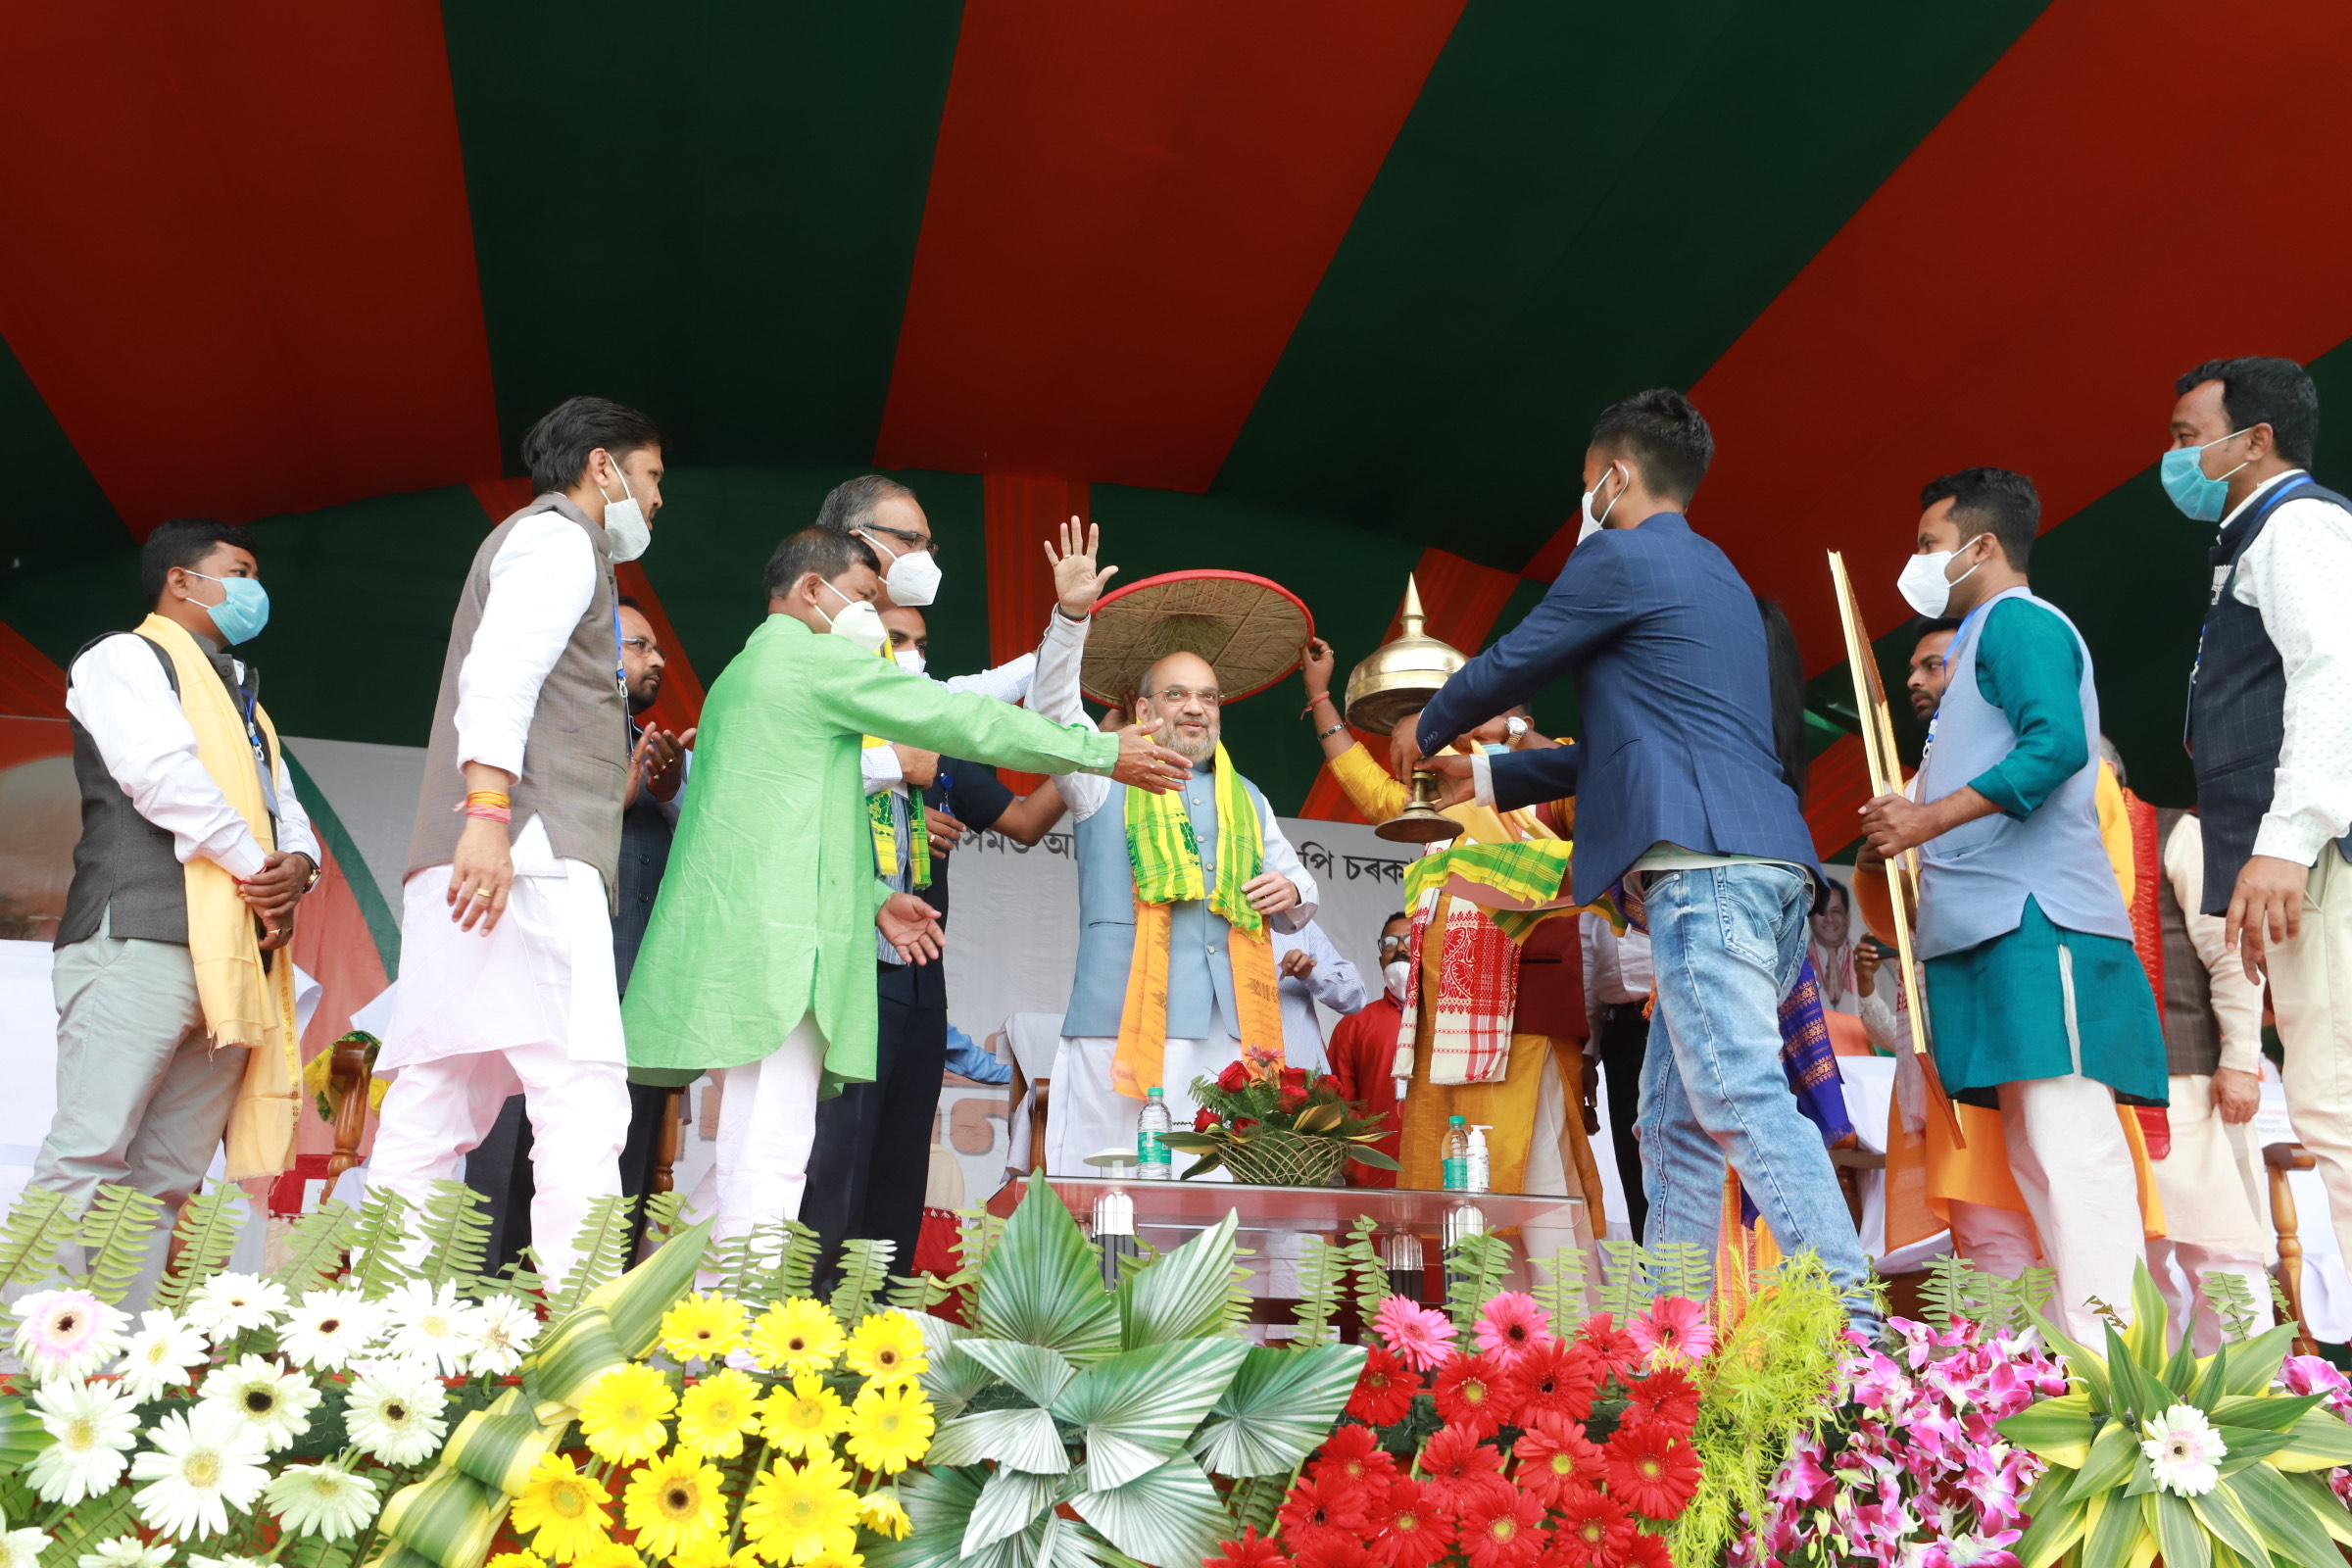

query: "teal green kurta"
(622, 614), (1117, 1091)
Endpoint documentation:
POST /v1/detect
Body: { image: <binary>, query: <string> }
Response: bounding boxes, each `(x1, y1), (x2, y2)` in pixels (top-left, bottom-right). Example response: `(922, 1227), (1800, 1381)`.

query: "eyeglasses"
(1152, 685), (1222, 708)
(862, 523), (937, 559)
(1377, 935), (1409, 954)
(621, 636), (658, 656)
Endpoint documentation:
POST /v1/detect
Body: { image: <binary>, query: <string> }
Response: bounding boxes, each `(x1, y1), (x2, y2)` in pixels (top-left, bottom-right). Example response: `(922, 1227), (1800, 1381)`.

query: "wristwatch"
(1504, 715), (1529, 741)
(298, 854), (321, 895)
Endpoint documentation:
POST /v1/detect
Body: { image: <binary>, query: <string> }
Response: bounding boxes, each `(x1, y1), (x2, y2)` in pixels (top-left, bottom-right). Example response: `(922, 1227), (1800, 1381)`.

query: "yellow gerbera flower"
(579, 1364), (678, 1465)
(658, 1294), (752, 1364)
(677, 1368), (764, 1458)
(843, 1382), (933, 1475)
(488, 1553), (547, 1568)
(575, 1544), (644, 1568)
(670, 1542), (763, 1568)
(842, 1313), (926, 1386)
(512, 1452), (613, 1563)
(759, 1374), (849, 1459)
(623, 1448), (727, 1562)
(856, 1492), (911, 1542)
(801, 1552), (863, 1568)
(742, 1455), (859, 1565)
(749, 1298), (844, 1377)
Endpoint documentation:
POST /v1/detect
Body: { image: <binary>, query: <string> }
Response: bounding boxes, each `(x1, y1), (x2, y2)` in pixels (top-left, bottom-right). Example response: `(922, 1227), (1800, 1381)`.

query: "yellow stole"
(136, 615), (301, 1178)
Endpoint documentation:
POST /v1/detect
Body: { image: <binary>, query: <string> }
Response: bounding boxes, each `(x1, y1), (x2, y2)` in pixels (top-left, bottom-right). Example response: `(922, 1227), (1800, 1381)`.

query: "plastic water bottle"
(1465, 1124), (1493, 1195)
(1137, 1088), (1173, 1180)
(1442, 1114), (1471, 1191)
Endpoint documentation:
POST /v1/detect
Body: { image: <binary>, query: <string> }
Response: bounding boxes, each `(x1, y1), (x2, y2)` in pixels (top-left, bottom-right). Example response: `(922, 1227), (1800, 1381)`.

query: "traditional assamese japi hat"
(1078, 569), (1314, 709)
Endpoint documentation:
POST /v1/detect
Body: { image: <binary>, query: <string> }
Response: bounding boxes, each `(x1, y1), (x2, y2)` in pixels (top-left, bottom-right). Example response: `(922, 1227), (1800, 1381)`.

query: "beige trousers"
(2273, 851), (2352, 1276)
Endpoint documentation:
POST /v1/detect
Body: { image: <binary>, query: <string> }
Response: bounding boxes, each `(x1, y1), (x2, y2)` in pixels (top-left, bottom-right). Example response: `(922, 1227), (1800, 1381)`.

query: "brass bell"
(1344, 575), (1467, 845)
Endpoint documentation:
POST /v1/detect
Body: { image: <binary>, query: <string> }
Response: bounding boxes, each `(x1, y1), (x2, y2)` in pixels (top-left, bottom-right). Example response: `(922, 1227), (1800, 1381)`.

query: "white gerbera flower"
(25, 1378), (141, 1503)
(127, 1403), (270, 1540)
(264, 1463), (380, 1540)
(277, 1291), (379, 1372)
(342, 1362), (450, 1466)
(466, 1295), (540, 1377)
(13, 1289), (128, 1382)
(2142, 1402), (2228, 1496)
(196, 1353), (319, 1451)
(189, 1555), (266, 1568)
(74, 1535), (171, 1568)
(180, 1274), (288, 1339)
(0, 1527), (51, 1568)
(378, 1280), (482, 1376)
(113, 1309), (211, 1401)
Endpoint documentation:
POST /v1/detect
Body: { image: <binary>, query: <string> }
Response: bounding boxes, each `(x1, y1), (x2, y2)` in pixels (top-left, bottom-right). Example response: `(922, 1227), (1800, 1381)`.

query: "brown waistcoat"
(406, 495), (628, 905)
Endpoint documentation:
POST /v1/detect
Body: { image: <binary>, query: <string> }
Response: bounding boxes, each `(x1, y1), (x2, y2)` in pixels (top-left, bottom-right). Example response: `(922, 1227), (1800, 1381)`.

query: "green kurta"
(622, 614), (1118, 1091)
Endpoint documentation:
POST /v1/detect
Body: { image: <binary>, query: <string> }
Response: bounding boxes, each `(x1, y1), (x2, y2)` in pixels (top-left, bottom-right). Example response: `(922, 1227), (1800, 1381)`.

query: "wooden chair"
(324, 1035), (376, 1180)
(2265, 1141), (2322, 1358)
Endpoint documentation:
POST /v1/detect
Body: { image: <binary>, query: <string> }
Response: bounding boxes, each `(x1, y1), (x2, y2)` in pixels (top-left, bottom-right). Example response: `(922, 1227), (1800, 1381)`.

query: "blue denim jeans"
(1639, 862), (1877, 1323)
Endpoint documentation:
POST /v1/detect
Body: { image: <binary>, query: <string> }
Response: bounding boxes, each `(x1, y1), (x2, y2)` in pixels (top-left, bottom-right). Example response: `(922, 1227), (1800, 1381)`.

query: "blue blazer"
(1415, 514), (1820, 906)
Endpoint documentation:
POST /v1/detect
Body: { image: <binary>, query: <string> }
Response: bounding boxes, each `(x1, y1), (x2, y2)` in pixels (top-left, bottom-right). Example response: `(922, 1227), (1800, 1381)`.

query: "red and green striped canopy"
(4, 0), (2350, 824)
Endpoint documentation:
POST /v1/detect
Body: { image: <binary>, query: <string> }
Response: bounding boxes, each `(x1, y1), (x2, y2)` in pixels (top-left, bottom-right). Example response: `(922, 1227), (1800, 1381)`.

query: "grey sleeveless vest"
(1060, 765), (1275, 1042)
(1914, 588), (2132, 959)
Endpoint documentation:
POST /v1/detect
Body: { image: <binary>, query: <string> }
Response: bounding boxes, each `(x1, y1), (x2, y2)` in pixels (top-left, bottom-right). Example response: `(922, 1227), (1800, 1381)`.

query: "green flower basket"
(1218, 1130), (1349, 1187)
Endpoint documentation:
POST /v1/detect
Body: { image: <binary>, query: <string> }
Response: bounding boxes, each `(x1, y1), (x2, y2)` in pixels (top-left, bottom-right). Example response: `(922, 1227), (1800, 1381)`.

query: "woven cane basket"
(1220, 1131), (1348, 1188)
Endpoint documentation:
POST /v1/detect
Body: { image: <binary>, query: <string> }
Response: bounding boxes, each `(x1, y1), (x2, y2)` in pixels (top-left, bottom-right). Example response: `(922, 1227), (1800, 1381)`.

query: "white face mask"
(895, 649), (927, 676)
(862, 529), (942, 608)
(1576, 461), (1625, 547)
(1896, 535), (1990, 618)
(812, 579), (889, 655)
(1383, 959), (1411, 999)
(600, 458), (651, 563)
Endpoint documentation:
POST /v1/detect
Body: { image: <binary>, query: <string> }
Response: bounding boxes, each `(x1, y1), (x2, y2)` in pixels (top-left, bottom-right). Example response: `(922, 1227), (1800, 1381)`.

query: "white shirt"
(1582, 910), (1652, 1023)
(2215, 468), (2352, 865)
(1054, 760), (1320, 932)
(66, 631), (318, 880)
(2160, 811), (2265, 1076)
(1273, 920), (1366, 1065)
(859, 614), (1082, 792)
(454, 512), (599, 780)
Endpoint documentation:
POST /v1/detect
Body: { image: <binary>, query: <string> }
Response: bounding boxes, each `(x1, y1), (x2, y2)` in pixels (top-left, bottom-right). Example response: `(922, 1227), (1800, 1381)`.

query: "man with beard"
(468, 597), (692, 1267)
(1044, 649), (1320, 1173)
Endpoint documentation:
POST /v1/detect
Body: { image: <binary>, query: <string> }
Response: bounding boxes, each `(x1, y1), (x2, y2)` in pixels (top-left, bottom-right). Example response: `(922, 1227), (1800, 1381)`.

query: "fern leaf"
(2200, 1269), (2260, 1344)
(1287, 1236), (1341, 1347)
(954, 1204), (1004, 1273)
(1339, 1215), (1392, 1333)
(1646, 1240), (1711, 1303)
(886, 1269), (953, 1315)
(1224, 1245), (1257, 1333)
(641, 1190), (689, 1248)
(544, 1195), (636, 1317)
(407, 1180), (494, 1293)
(150, 1185), (247, 1314)
(480, 1251), (548, 1303)
(1918, 1250), (1967, 1331)
(346, 1186), (419, 1300)
(76, 1184), (165, 1304)
(268, 1200), (357, 1297)
(1597, 1239), (1652, 1319)
(774, 1220), (822, 1302)
(1531, 1244), (1592, 1327)
(1444, 1231), (1513, 1343)
(829, 1238), (897, 1325)
(0, 1187), (79, 1299)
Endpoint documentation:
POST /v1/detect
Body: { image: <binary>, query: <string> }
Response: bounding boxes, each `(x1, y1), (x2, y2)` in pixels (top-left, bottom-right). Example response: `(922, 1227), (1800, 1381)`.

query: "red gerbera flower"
(1419, 1423), (1512, 1512)
(1209, 1528), (1293, 1568)
(1279, 1469), (1375, 1552)
(1348, 1347), (1417, 1429)
(1576, 1314), (1641, 1381)
(1514, 1338), (1601, 1426)
(1604, 1423), (1700, 1522)
(1617, 1366), (1700, 1435)
(1618, 1529), (1671, 1568)
(1457, 1487), (1545, 1568)
(1294, 1538), (1378, 1568)
(1433, 1352), (1524, 1440)
(1513, 1413), (1605, 1505)
(1314, 1422), (1399, 1486)
(1548, 1484), (1634, 1568)
(1367, 1479), (1455, 1568)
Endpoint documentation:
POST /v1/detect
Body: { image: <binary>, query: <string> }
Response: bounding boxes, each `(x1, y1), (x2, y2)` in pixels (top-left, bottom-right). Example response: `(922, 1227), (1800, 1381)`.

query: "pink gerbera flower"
(1373, 1297), (1456, 1372)
(1472, 1292), (1552, 1369)
(1626, 1296), (1715, 1367)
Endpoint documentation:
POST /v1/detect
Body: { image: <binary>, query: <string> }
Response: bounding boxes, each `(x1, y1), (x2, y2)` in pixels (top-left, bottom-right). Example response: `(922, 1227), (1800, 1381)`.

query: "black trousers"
(467, 1081), (676, 1276)
(802, 985), (949, 1285)
(1595, 1003), (1651, 1243)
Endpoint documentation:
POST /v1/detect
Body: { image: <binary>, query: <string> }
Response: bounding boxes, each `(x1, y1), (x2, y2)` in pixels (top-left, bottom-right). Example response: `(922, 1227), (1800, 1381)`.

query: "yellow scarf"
(136, 615), (301, 1178)
(1110, 746), (1286, 1099)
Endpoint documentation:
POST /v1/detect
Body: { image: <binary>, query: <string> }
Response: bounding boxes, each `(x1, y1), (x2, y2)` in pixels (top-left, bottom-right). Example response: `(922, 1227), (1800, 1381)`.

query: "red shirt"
(1328, 992), (1404, 1188)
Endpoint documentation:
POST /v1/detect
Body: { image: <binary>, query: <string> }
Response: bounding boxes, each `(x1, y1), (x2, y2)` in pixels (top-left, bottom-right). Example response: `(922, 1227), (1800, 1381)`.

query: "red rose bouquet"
(1156, 1066), (1399, 1185)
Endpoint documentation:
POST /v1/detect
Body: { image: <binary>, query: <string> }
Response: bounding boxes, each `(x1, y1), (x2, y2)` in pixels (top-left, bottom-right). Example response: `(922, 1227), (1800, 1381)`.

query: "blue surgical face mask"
(184, 571), (270, 645)
(1480, 742), (1511, 756)
(2159, 428), (2253, 522)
